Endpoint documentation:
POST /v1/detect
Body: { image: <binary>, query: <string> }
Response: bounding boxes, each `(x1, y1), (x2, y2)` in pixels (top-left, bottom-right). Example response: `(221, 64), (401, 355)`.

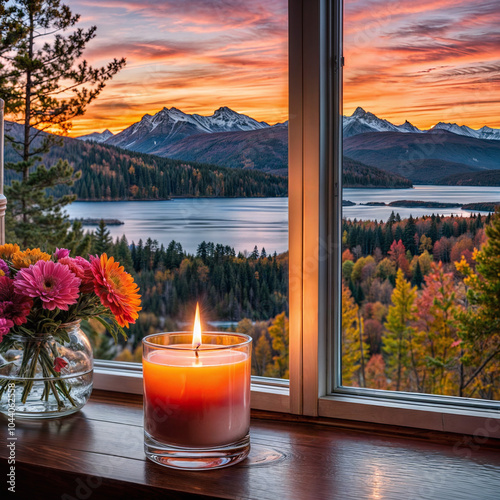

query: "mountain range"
(75, 106), (500, 185)
(79, 105), (500, 146)
(342, 107), (500, 140)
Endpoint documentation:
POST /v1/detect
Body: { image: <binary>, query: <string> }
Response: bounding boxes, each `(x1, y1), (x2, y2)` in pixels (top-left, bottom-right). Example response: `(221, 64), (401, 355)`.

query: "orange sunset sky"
(68, 0), (500, 136)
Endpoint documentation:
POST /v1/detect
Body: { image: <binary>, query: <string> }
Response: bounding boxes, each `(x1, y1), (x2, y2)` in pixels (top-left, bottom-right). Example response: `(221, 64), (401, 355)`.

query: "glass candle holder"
(142, 332), (252, 470)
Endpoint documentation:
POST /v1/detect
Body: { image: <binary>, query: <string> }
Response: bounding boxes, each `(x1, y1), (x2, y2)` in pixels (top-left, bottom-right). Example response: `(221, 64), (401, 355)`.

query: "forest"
(82, 210), (499, 399)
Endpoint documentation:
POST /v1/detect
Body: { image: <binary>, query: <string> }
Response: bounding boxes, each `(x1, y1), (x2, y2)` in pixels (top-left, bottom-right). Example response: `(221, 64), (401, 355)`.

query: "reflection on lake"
(65, 186), (499, 254)
(342, 185), (500, 221)
(66, 197), (289, 254)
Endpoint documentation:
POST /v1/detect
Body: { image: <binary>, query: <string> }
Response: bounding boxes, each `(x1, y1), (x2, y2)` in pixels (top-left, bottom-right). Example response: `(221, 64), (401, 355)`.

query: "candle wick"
(195, 343), (201, 359)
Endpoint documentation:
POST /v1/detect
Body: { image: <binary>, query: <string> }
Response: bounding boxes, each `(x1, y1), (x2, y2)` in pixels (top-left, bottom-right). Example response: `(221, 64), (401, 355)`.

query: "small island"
(71, 218), (125, 225)
(461, 202), (500, 212)
(343, 200), (356, 207)
(388, 200), (461, 209)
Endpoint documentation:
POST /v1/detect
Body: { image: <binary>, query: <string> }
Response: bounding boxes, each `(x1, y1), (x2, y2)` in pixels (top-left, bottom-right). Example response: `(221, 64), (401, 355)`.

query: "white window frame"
(94, 0), (500, 436)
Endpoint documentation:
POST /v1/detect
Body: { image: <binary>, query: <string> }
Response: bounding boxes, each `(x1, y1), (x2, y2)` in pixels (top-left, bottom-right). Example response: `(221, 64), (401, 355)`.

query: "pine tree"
(455, 209), (500, 399)
(93, 219), (112, 255)
(412, 260), (424, 288)
(1, 0), (125, 247)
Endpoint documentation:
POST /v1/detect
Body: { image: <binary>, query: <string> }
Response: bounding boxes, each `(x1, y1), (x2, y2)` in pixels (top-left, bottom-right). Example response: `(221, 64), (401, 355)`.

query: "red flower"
(90, 254), (141, 328)
(54, 357), (68, 373)
(0, 276), (32, 326)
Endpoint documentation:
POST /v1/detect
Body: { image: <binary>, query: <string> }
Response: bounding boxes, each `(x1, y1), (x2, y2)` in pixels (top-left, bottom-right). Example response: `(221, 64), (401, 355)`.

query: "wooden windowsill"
(1, 391), (499, 499)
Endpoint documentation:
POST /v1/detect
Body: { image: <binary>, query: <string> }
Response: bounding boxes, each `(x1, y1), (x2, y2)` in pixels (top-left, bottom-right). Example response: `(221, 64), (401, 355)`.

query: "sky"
(65, 0), (499, 136)
(344, 0), (500, 129)
(67, 0), (288, 136)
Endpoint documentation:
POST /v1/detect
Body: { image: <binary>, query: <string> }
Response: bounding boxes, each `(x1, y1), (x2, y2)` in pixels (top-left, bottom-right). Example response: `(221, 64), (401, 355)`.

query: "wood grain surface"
(1, 391), (499, 500)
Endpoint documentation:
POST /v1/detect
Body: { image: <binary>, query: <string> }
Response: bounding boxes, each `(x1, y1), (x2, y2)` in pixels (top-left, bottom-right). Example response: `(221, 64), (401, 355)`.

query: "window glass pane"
(4, 1), (289, 377)
(341, 0), (500, 400)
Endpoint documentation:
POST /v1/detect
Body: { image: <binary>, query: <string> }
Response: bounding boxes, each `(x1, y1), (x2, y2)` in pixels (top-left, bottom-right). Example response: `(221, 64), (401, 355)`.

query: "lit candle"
(142, 304), (252, 469)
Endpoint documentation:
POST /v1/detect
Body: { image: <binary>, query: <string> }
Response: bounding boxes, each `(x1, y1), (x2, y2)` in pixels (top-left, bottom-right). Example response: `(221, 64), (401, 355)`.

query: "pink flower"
(53, 357), (68, 373)
(58, 257), (86, 280)
(14, 260), (81, 311)
(73, 256), (94, 293)
(451, 340), (462, 348)
(0, 276), (32, 325)
(0, 259), (9, 276)
(0, 318), (14, 341)
(54, 248), (70, 260)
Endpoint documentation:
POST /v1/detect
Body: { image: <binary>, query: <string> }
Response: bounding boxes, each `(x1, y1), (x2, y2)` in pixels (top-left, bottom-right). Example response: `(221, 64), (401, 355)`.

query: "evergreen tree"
(1, 0), (125, 247)
(455, 209), (500, 399)
(403, 214), (417, 255)
(93, 219), (112, 255)
(412, 260), (424, 288)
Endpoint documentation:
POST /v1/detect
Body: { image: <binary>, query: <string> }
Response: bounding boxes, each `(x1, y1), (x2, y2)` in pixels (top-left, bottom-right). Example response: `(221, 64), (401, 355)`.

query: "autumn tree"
(1, 0), (125, 247)
(342, 283), (369, 386)
(416, 262), (462, 395)
(384, 269), (418, 391)
(268, 312), (289, 379)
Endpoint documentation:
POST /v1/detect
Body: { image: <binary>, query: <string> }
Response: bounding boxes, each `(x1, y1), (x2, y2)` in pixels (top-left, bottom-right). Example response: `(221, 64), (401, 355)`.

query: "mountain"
(343, 130), (500, 183)
(342, 107), (403, 138)
(431, 122), (500, 141)
(156, 126), (288, 174)
(103, 106), (270, 156)
(77, 129), (114, 143)
(3, 121), (287, 200)
(342, 107), (500, 141)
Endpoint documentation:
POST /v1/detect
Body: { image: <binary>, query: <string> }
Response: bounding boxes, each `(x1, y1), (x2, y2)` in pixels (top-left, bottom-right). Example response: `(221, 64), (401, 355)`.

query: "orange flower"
(12, 248), (51, 269)
(0, 244), (20, 260)
(91, 254), (141, 328)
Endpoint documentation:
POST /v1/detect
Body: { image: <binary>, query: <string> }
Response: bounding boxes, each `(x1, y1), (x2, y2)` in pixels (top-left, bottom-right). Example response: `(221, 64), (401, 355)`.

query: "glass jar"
(142, 332), (252, 470)
(0, 321), (93, 418)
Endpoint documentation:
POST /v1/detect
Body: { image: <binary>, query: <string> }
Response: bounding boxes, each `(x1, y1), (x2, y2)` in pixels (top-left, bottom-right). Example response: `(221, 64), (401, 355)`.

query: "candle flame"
(192, 302), (202, 349)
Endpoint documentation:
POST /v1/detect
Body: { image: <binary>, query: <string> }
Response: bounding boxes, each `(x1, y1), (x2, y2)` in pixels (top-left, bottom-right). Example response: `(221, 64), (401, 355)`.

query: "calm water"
(66, 186), (499, 254)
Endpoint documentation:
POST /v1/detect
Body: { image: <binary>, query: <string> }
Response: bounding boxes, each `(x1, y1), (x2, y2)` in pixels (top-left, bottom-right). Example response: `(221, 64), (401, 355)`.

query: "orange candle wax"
(143, 346), (251, 448)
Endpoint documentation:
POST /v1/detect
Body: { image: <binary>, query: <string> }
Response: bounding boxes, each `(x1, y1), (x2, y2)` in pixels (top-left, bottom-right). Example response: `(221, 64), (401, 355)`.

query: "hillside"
(437, 170), (500, 186)
(343, 157), (412, 188)
(157, 126), (288, 172)
(4, 122), (287, 200)
(343, 130), (500, 183)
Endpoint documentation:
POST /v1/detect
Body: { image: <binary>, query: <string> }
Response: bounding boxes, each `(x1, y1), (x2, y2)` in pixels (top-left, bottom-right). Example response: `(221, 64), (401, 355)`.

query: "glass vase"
(0, 321), (93, 419)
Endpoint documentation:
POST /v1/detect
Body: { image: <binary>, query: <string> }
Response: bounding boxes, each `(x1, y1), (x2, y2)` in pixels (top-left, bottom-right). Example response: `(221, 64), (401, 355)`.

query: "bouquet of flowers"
(0, 244), (141, 412)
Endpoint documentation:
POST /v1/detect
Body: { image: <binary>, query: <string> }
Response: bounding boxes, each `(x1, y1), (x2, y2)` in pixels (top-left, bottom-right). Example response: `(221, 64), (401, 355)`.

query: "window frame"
(94, 0), (500, 437)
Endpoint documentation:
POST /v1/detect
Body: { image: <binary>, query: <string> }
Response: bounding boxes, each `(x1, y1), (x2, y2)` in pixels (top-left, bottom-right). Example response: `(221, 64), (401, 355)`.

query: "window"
(338, 0), (499, 405)
(93, 0), (499, 435)
(50, 0), (292, 388)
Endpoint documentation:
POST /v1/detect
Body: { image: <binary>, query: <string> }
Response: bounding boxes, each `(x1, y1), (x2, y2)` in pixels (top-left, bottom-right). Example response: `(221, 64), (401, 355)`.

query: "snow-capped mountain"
(101, 106), (270, 155)
(396, 120), (422, 134)
(342, 108), (500, 141)
(342, 107), (422, 138)
(432, 122), (500, 141)
(77, 129), (114, 143)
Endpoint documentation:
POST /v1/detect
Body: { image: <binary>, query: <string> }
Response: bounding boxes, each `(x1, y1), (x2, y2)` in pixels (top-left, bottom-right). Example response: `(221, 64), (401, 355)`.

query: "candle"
(142, 304), (252, 469)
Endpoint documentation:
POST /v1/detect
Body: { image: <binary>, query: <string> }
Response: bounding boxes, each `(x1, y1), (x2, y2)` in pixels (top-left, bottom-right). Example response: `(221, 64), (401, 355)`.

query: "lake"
(66, 186), (500, 254)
